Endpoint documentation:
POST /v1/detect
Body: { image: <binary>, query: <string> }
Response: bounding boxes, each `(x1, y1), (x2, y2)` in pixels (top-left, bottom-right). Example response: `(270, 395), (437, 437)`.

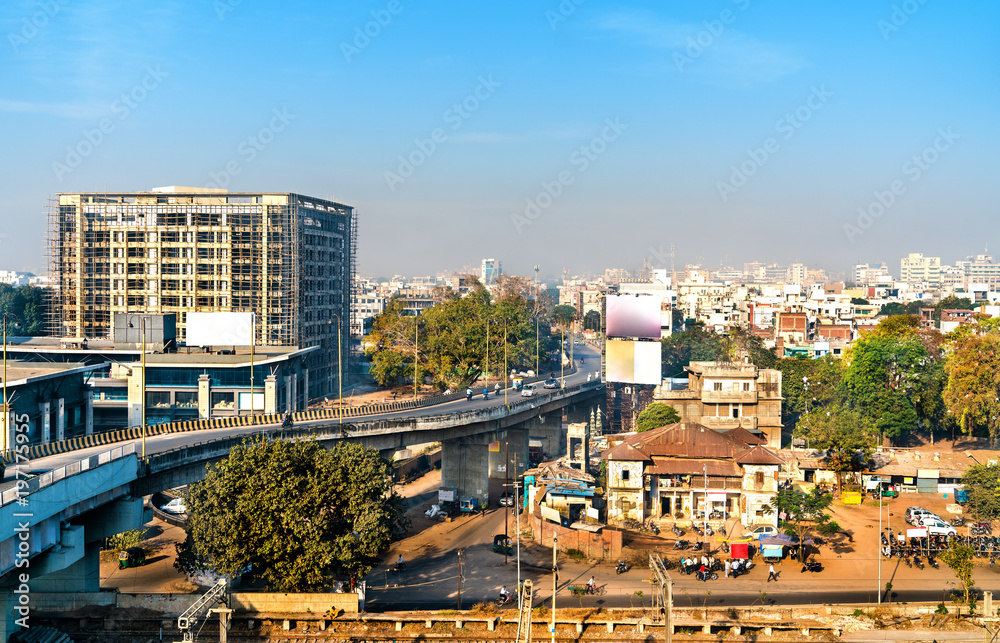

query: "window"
(622, 468), (630, 481)
(713, 382), (722, 391)
(755, 471), (764, 487)
(732, 407), (739, 418)
(743, 382), (750, 391)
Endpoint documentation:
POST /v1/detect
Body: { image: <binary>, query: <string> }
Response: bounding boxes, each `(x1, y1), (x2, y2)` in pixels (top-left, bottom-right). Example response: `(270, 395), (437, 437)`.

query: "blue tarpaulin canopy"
(760, 534), (815, 547)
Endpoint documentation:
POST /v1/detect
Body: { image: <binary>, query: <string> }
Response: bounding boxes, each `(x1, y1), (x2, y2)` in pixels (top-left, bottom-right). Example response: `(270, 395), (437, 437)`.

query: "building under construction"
(48, 186), (356, 400)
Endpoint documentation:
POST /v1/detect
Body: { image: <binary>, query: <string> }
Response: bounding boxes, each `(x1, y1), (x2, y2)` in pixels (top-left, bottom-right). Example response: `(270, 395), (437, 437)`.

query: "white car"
(542, 379), (559, 389)
(160, 498), (187, 515)
(520, 384), (536, 397)
(749, 524), (778, 539)
(918, 518), (957, 537)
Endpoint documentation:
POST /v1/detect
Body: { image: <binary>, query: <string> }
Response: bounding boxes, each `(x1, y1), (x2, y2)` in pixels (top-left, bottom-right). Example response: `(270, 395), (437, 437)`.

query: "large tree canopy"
(176, 439), (408, 591)
(945, 330), (1000, 444)
(365, 288), (559, 388)
(636, 402), (681, 432)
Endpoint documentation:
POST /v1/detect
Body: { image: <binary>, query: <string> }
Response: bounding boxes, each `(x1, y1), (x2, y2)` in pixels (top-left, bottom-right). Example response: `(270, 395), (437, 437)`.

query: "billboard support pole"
(250, 315), (255, 424)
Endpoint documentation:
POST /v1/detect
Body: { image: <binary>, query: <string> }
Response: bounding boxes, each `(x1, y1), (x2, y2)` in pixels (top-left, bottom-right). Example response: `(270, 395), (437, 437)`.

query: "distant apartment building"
(49, 187), (355, 399)
(900, 253), (941, 288)
(853, 262), (891, 287)
(0, 270), (36, 286)
(959, 254), (1000, 289)
(480, 258), (502, 286)
(786, 263), (806, 285)
(603, 268), (631, 285)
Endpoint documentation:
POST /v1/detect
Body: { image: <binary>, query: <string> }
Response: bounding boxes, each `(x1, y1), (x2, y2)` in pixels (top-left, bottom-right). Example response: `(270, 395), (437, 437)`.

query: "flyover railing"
(0, 442), (136, 508)
(143, 379), (605, 472)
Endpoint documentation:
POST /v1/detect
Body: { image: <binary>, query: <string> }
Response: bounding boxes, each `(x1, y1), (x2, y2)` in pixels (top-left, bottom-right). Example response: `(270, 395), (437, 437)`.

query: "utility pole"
(457, 549), (464, 610)
(551, 536), (558, 643)
(505, 441), (509, 565)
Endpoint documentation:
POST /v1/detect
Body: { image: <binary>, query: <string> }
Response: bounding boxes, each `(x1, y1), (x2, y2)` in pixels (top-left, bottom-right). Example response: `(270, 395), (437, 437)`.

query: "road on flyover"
(1, 344), (602, 489)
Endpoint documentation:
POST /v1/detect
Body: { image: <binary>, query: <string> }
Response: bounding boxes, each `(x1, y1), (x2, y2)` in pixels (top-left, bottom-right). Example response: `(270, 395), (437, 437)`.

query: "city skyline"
(2, 2), (997, 278)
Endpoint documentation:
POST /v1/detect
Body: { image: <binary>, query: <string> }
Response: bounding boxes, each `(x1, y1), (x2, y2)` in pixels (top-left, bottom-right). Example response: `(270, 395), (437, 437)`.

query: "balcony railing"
(700, 416), (758, 429)
(702, 390), (757, 404)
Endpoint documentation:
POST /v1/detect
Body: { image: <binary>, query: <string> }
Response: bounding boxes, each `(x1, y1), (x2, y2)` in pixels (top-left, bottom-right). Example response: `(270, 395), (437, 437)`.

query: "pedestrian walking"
(767, 564), (778, 582)
(724, 559), (730, 578)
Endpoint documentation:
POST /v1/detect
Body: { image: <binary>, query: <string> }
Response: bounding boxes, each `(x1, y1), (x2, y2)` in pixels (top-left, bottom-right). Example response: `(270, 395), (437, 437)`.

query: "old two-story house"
(652, 361), (783, 448)
(602, 422), (783, 528)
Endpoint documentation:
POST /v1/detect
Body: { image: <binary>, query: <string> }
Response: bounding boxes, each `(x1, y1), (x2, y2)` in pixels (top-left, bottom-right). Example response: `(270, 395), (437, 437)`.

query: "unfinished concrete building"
(48, 186), (356, 400)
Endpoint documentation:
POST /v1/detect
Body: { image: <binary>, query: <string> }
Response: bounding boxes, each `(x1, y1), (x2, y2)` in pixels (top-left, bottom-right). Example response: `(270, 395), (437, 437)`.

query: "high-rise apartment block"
(48, 187), (356, 399)
(899, 253), (941, 287)
(480, 258), (501, 286)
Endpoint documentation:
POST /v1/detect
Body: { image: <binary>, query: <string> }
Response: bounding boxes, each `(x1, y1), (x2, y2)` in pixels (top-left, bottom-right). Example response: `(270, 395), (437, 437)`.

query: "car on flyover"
(160, 497), (187, 515)
(520, 384), (536, 397)
(542, 378), (559, 389)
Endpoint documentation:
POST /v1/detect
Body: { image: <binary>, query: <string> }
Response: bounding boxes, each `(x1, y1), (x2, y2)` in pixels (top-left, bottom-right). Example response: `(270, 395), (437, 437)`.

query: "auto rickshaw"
(492, 534), (513, 555)
(118, 547), (146, 570)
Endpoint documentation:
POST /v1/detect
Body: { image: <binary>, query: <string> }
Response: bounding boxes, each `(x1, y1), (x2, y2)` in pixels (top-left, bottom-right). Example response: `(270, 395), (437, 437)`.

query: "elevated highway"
(1, 345), (604, 639)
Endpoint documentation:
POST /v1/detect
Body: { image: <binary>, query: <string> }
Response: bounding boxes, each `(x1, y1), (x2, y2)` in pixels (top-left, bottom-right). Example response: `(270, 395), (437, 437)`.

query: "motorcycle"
(615, 561), (629, 575)
(282, 413), (294, 429)
(688, 541), (703, 551)
(705, 524), (714, 537)
(692, 524), (704, 537)
(671, 525), (685, 537)
(928, 556), (940, 569)
(673, 539), (690, 550)
(708, 510), (724, 520)
(913, 555), (924, 570)
(730, 560), (753, 578)
(950, 517), (966, 527)
(496, 593), (513, 607)
(649, 523), (661, 535)
(801, 560), (823, 573)
(696, 570), (719, 582)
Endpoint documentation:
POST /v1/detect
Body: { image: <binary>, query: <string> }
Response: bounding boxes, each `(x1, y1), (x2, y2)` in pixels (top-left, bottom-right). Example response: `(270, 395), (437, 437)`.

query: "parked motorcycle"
(928, 555), (940, 569)
(801, 560), (823, 573)
(282, 413), (294, 429)
(671, 525), (685, 537)
(673, 540), (690, 550)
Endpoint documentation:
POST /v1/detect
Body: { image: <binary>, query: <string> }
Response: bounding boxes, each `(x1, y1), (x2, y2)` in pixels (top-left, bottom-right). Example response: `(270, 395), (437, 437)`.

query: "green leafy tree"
(778, 355), (845, 434)
(795, 404), (877, 485)
(552, 304), (577, 327)
(583, 310), (601, 332)
(841, 331), (934, 444)
(762, 488), (841, 561)
(850, 298), (870, 305)
(944, 331), (1000, 444)
(0, 284), (50, 336)
(176, 438), (408, 591)
(938, 542), (976, 609)
(635, 402), (681, 432)
(660, 322), (726, 378)
(960, 463), (1000, 522)
(878, 301), (923, 316)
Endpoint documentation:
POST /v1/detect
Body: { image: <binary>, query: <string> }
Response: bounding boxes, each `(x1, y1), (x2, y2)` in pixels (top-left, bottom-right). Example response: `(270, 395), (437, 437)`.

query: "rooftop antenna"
(533, 264), (540, 288)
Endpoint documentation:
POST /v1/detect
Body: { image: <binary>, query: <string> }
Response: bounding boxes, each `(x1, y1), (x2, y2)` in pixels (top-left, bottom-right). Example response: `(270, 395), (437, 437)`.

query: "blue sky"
(1, 0), (997, 281)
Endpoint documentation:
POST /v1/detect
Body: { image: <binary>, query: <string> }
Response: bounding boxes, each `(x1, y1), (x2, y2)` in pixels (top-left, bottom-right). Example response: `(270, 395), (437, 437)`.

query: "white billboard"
(606, 339), (661, 385)
(186, 312), (255, 346)
(606, 294), (661, 339)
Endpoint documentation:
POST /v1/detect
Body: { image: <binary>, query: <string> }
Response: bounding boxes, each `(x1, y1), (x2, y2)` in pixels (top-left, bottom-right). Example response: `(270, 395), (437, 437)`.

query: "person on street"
(499, 585), (510, 603)
(483, 387), (489, 400)
(397, 554), (404, 570)
(466, 387), (473, 401)
(767, 564), (778, 582)
(587, 576), (596, 594)
(724, 559), (730, 578)
(494, 382), (501, 395)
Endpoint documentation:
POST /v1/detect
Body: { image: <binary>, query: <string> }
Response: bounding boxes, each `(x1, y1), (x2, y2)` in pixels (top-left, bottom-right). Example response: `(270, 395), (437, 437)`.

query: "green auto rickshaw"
(492, 534), (513, 555)
(118, 547), (146, 570)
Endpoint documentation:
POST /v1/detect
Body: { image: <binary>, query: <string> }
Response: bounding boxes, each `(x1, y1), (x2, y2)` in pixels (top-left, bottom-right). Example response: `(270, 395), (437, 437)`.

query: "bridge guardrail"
(9, 376), (603, 470)
(143, 378), (605, 470)
(1, 443), (136, 508)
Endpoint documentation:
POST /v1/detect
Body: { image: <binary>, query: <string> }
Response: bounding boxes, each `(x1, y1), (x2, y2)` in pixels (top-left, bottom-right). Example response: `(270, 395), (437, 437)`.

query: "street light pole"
(703, 465), (708, 547)
(127, 314), (148, 459)
(1, 315), (20, 454)
(551, 535), (558, 643)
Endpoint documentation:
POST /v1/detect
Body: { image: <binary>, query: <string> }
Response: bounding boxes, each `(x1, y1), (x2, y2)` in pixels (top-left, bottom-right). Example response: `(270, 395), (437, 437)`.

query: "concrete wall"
(26, 590), (360, 616)
(527, 513), (622, 560)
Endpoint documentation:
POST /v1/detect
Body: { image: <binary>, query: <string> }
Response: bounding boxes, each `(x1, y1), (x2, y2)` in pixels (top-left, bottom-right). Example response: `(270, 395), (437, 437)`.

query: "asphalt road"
(1, 344), (602, 490)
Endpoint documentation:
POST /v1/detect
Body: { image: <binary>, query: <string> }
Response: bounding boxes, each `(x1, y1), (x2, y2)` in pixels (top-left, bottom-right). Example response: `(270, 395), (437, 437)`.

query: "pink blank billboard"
(606, 294), (661, 339)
